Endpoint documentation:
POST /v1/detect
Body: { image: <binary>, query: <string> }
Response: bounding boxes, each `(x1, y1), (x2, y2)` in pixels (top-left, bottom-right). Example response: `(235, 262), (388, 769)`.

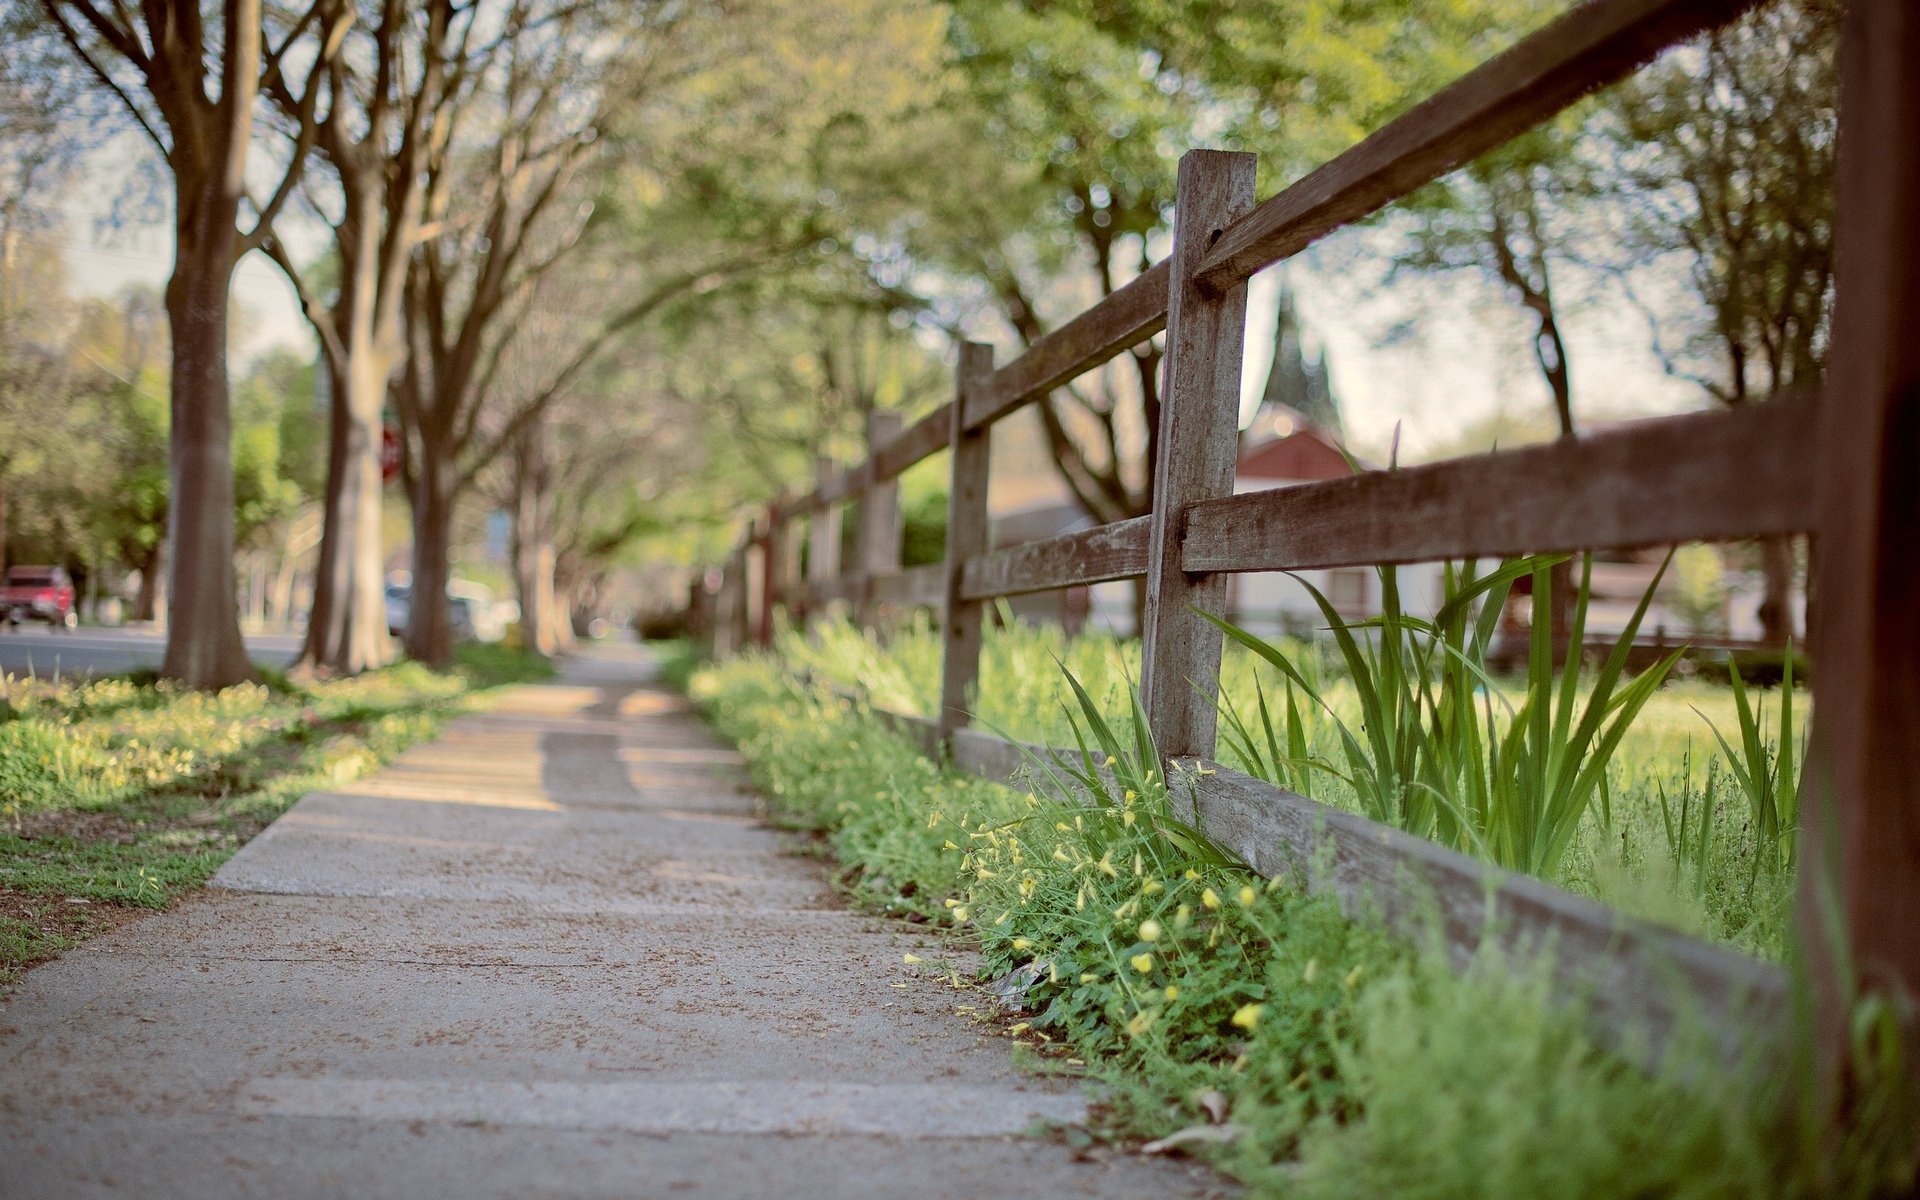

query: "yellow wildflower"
(1130, 953), (1154, 974)
(1231, 1003), (1263, 1030)
(1201, 888), (1221, 910)
(1126, 1010), (1155, 1037)
(1137, 919), (1162, 943)
(902, 953), (923, 964)
(951, 905), (971, 923)
(1011, 938), (1033, 951)
(1238, 885), (1257, 907)
(1164, 986), (1179, 1001)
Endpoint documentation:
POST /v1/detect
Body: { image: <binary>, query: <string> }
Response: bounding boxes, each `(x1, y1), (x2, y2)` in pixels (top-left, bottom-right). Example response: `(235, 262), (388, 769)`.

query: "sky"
(51, 143), (1708, 468)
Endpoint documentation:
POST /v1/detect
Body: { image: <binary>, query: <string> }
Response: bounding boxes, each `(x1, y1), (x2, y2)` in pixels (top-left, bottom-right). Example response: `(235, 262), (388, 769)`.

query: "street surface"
(0, 625), (299, 679)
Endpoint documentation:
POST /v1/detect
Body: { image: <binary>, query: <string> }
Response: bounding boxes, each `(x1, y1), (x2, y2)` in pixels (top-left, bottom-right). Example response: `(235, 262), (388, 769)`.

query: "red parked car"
(1, 565), (77, 629)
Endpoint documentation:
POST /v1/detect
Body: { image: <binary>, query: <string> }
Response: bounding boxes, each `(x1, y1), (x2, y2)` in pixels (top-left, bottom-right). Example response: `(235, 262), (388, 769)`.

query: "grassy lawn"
(691, 644), (1914, 1199)
(0, 644), (554, 988)
(776, 613), (1805, 960)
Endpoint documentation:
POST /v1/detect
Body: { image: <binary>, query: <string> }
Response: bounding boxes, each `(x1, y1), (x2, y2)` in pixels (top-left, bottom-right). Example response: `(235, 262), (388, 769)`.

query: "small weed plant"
(693, 647), (1914, 1198)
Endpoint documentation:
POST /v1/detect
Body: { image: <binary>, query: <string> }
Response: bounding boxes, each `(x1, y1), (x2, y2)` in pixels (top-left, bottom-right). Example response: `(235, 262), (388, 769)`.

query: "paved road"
(0, 625), (299, 679)
(0, 643), (1224, 1199)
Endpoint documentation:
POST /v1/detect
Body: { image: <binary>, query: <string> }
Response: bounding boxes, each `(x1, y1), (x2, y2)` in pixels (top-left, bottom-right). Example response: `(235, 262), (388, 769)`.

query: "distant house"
(1217, 404), (1445, 638)
(995, 402), (1444, 638)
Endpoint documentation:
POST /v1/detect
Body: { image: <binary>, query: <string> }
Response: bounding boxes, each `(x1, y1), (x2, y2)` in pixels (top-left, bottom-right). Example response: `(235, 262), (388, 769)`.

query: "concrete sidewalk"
(0, 644), (1223, 1199)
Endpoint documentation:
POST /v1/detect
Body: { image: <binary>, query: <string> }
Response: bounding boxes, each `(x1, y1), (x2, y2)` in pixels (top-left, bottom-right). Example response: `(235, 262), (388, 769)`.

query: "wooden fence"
(701, 0), (1918, 1064)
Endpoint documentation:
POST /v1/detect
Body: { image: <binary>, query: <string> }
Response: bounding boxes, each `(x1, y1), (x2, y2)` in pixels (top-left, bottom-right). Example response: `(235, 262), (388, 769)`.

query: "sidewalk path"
(0, 644), (1224, 1199)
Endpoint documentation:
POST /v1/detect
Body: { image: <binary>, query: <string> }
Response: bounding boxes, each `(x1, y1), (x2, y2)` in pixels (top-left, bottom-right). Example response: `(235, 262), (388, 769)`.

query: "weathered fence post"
(744, 513), (770, 649)
(806, 455), (841, 624)
(728, 543), (749, 656)
(939, 343), (996, 747)
(764, 497), (801, 646)
(710, 559), (736, 659)
(1139, 149), (1258, 798)
(1800, 0), (1920, 1092)
(858, 411), (904, 628)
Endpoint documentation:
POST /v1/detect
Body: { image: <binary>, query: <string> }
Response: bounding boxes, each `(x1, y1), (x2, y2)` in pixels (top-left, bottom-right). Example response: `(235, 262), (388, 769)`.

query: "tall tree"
(39, 0), (346, 686)
(1604, 0), (1839, 645)
(260, 0), (483, 675)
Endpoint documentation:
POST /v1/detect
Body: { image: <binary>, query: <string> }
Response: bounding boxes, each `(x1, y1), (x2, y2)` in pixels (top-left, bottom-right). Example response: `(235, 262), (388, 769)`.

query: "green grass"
(690, 649), (1915, 1199)
(0, 644), (554, 985)
(771, 592), (1803, 961)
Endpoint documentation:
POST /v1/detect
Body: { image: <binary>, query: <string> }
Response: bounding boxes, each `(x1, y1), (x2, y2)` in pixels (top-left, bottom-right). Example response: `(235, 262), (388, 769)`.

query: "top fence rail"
(707, 0), (1919, 1081)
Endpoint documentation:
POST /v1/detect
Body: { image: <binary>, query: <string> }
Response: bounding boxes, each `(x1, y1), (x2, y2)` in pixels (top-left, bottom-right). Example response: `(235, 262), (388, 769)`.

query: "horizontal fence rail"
(699, 0), (1917, 1082)
(1183, 398), (1818, 572)
(963, 261), (1172, 432)
(957, 516), (1150, 600)
(1193, 0), (1763, 290)
(820, 678), (1786, 1060)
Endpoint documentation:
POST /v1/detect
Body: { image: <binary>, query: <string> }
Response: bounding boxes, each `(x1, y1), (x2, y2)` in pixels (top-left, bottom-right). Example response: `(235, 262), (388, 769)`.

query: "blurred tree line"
(3, 0), (1833, 683)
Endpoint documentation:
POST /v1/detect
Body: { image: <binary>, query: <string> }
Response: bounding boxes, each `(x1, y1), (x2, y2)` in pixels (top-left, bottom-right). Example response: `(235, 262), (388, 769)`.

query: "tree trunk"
(299, 348), (394, 674)
(405, 450), (459, 668)
(509, 426), (560, 658)
(1756, 534), (1796, 647)
(133, 540), (162, 623)
(159, 216), (257, 688)
(511, 504), (560, 657)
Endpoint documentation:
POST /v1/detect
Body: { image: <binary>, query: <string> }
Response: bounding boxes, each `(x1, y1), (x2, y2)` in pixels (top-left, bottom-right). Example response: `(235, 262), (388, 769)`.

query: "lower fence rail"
(813, 675), (1787, 1068)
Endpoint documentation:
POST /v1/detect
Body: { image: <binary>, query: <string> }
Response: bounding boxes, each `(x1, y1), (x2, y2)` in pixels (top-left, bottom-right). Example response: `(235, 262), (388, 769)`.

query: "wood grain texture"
(1141, 150), (1258, 774)
(813, 465), (864, 509)
(869, 563), (945, 609)
(1182, 398), (1816, 572)
(793, 575), (858, 611)
(1186, 765), (1786, 1059)
(1195, 0), (1759, 291)
(939, 344), (996, 741)
(1797, 0), (1920, 1082)
(745, 518), (770, 648)
(805, 456), (841, 589)
(857, 412), (905, 625)
(958, 516), (1150, 600)
(873, 404), (953, 481)
(880, 704), (1785, 1061)
(961, 262), (1171, 432)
